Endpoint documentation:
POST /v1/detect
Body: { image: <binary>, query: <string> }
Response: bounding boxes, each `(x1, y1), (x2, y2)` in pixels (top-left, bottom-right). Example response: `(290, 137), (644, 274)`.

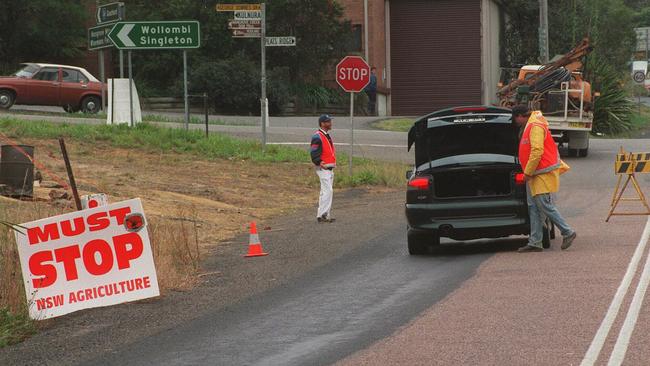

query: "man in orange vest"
(311, 114), (337, 223)
(513, 105), (576, 252)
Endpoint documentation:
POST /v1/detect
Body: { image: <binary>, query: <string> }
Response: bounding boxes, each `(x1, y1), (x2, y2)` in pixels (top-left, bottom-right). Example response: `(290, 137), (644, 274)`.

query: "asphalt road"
(1, 107), (413, 162)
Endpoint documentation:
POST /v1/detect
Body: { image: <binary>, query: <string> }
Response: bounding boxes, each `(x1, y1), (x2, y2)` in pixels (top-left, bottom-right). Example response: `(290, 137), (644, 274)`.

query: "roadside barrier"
(244, 221), (268, 257)
(607, 148), (650, 221)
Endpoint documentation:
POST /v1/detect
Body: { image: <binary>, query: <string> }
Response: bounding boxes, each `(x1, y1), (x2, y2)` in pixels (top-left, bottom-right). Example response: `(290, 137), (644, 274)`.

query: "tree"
(0, 0), (86, 71)
(124, 0), (353, 112)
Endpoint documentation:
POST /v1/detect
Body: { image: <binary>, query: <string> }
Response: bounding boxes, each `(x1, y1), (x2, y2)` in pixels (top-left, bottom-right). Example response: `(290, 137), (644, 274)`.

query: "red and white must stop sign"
(336, 56), (370, 93)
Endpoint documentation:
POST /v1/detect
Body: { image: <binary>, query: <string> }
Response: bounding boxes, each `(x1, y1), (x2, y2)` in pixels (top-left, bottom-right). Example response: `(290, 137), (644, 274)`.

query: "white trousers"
(316, 168), (334, 218)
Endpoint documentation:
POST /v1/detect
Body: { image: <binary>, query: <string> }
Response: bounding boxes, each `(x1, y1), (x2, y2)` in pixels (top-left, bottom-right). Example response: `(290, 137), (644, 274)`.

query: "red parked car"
(0, 63), (103, 114)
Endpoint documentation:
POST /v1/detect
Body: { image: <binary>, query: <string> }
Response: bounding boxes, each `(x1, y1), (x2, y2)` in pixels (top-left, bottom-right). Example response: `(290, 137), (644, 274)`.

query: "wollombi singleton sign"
(15, 199), (159, 319)
(108, 21), (201, 49)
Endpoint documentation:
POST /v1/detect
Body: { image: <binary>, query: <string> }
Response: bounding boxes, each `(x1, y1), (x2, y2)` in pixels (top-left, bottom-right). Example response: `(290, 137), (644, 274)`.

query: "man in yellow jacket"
(513, 105), (576, 252)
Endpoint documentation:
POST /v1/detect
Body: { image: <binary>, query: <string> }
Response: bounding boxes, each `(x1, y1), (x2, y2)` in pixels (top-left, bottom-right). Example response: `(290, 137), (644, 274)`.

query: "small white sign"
(81, 194), (109, 210)
(228, 19), (261, 29)
(15, 198), (159, 319)
(232, 29), (261, 38)
(234, 10), (261, 20)
(265, 36), (296, 47)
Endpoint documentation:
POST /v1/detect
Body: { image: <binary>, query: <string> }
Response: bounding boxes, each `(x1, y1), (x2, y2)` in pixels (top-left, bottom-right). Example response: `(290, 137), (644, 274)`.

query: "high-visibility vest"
(318, 130), (336, 168)
(518, 111), (561, 175)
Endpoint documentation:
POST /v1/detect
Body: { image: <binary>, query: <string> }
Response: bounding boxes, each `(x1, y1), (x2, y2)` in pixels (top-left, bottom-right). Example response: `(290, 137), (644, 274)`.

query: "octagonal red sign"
(336, 56), (370, 93)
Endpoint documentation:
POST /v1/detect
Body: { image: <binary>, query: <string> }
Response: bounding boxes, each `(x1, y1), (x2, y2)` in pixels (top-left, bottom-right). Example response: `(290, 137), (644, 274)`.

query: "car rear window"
(62, 69), (88, 83)
(33, 68), (59, 81)
(412, 116), (519, 168)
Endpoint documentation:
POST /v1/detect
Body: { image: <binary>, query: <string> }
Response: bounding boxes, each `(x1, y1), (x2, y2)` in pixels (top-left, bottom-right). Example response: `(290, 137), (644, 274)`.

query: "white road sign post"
(218, 3), (295, 150)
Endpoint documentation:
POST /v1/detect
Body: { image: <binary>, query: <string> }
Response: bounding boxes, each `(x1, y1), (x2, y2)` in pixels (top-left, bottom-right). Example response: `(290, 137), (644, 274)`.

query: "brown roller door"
(390, 0), (482, 116)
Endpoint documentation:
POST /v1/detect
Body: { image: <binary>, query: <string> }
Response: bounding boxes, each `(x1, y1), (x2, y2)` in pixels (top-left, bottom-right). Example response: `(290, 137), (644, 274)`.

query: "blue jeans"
(527, 184), (574, 248)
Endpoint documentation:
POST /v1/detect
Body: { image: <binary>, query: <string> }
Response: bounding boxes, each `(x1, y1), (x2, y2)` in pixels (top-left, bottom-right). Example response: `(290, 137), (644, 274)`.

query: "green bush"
(189, 56), (292, 114)
(588, 58), (634, 135)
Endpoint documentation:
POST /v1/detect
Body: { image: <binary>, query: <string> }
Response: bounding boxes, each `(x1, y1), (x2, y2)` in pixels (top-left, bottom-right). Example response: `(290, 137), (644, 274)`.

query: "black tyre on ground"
(407, 228), (440, 255)
(63, 104), (79, 113)
(542, 224), (551, 249)
(81, 96), (101, 114)
(0, 90), (15, 109)
(567, 148), (578, 157)
(578, 148), (589, 157)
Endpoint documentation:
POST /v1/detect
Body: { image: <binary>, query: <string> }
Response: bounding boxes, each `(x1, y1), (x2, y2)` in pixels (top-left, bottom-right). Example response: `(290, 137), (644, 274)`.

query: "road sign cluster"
(218, 3), (262, 38)
(88, 2), (125, 50)
(217, 3), (296, 46)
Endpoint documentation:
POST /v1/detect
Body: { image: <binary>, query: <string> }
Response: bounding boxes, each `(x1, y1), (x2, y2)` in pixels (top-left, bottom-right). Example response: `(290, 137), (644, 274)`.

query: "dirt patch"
(1, 138), (319, 302)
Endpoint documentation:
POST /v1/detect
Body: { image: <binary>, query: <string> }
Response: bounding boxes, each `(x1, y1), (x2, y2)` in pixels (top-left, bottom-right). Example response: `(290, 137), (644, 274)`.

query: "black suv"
(405, 106), (550, 255)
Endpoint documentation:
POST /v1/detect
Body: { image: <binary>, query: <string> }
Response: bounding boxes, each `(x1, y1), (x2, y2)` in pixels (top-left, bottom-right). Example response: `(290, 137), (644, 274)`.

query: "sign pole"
(128, 50), (133, 127)
(260, 2), (267, 150)
(120, 50), (124, 78)
(349, 92), (354, 177)
(183, 50), (189, 130)
(99, 50), (106, 111)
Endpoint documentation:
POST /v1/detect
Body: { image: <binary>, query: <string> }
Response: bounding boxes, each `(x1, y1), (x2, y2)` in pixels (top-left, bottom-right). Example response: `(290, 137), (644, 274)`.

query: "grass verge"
(371, 118), (414, 132)
(0, 117), (407, 188)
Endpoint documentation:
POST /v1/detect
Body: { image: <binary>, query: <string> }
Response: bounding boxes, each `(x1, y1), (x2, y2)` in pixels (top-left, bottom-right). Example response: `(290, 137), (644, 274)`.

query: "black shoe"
(518, 245), (543, 253)
(561, 232), (577, 250)
(317, 217), (326, 223)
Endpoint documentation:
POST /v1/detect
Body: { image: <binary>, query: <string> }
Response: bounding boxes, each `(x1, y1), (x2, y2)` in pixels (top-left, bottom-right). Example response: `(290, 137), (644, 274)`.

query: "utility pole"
(364, 0), (369, 63)
(539, 0), (549, 63)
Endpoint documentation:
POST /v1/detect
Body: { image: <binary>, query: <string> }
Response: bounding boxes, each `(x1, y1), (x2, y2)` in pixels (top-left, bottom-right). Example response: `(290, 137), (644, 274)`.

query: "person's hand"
(524, 174), (533, 182)
(320, 161), (326, 168)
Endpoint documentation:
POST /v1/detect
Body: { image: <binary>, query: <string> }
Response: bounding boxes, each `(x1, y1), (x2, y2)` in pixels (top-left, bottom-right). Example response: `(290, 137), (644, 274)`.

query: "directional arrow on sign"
(116, 24), (135, 47)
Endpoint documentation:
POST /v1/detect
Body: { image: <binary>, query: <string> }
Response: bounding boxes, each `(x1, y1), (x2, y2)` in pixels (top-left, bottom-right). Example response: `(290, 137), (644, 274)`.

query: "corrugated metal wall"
(390, 0), (482, 116)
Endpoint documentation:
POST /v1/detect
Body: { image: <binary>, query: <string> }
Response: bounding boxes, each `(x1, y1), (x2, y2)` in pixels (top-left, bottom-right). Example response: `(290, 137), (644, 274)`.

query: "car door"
(28, 67), (60, 106)
(60, 68), (89, 108)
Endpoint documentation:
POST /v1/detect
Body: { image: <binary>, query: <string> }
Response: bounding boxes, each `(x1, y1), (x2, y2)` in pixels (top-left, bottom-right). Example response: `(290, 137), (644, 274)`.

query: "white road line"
(267, 142), (407, 148)
(580, 216), (650, 366)
(608, 217), (650, 365)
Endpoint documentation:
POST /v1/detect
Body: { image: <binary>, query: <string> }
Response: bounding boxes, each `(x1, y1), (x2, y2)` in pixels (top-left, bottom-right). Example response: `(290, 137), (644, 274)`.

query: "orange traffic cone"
(245, 221), (268, 257)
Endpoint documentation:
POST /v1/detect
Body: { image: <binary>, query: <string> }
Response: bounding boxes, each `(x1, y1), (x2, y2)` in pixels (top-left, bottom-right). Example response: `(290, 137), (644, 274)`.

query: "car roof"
(24, 63), (88, 72)
(21, 63), (100, 82)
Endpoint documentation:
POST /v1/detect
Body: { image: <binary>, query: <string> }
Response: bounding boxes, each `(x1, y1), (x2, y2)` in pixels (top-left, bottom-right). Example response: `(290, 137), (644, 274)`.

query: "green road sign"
(88, 23), (115, 50)
(108, 21), (201, 50)
(97, 2), (124, 25)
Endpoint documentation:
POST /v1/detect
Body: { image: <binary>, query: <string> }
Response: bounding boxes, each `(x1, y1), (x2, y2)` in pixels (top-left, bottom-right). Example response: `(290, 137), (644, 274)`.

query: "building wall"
(388, 0), (483, 116)
(481, 0), (501, 105)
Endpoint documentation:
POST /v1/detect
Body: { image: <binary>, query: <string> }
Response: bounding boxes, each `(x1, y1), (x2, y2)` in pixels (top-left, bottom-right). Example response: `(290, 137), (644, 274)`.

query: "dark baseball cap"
(318, 114), (332, 123)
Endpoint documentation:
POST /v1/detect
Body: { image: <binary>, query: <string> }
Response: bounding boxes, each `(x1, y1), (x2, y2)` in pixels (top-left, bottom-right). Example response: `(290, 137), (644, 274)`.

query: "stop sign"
(336, 56), (370, 93)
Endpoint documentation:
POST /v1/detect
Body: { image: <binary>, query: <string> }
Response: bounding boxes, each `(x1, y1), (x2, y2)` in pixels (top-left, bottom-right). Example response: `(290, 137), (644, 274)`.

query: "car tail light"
(453, 107), (487, 113)
(408, 177), (430, 190)
(515, 173), (525, 185)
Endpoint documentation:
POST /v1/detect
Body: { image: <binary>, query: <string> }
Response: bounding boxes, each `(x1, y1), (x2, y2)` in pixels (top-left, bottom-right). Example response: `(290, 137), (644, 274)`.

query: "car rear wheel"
(578, 148), (589, 157)
(567, 148), (578, 157)
(81, 96), (101, 114)
(63, 104), (79, 113)
(407, 229), (440, 255)
(0, 90), (15, 109)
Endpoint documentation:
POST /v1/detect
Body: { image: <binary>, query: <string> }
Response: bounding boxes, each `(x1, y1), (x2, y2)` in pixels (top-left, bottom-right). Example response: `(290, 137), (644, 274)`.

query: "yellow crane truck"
(497, 38), (595, 157)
